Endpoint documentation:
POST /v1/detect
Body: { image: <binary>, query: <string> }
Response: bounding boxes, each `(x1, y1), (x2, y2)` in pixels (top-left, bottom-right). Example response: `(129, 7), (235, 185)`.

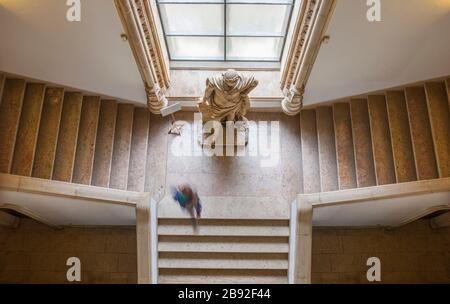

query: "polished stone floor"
(146, 112), (302, 205)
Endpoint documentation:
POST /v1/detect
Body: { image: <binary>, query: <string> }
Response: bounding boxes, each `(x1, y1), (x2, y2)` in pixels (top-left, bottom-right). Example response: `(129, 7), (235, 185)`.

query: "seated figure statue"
(198, 69), (258, 124)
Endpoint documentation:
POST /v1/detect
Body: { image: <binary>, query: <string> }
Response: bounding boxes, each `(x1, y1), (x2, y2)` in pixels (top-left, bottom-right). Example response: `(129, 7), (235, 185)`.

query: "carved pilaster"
(281, 86), (304, 116)
(280, 0), (336, 115)
(281, 0), (319, 90)
(115, 0), (170, 114)
(133, 0), (170, 90)
(146, 83), (168, 114)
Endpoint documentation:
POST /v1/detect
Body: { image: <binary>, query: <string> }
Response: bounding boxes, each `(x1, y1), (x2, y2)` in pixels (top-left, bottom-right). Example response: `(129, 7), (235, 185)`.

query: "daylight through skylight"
(156, 0), (295, 62)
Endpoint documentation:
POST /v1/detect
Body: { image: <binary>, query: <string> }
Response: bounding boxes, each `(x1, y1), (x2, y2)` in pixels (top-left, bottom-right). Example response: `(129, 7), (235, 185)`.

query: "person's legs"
(186, 203), (198, 231)
(196, 200), (202, 218)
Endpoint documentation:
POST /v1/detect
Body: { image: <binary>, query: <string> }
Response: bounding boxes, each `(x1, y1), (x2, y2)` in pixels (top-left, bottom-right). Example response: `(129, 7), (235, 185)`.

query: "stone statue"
(198, 70), (258, 124)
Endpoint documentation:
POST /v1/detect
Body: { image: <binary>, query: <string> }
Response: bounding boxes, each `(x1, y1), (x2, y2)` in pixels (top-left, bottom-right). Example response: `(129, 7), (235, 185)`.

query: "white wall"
(0, 0), (146, 104)
(304, 0), (450, 105)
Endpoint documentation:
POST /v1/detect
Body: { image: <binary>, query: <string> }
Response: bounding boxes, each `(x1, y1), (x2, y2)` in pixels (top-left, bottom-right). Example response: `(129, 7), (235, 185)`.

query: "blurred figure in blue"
(170, 183), (202, 230)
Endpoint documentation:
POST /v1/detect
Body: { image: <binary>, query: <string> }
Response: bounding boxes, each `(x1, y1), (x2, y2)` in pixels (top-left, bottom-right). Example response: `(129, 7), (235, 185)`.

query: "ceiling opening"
(156, 0), (295, 63)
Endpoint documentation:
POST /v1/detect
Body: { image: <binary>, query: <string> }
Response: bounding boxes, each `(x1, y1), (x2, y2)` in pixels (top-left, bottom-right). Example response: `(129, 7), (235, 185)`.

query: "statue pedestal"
(198, 124), (249, 148)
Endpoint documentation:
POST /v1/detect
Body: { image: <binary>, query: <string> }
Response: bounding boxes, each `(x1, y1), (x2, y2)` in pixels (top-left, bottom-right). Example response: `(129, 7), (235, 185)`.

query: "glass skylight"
(157, 0), (295, 62)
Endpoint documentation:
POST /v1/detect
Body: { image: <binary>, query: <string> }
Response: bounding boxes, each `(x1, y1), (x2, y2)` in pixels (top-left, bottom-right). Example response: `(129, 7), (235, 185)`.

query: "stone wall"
(312, 220), (450, 283)
(2, 218), (448, 284)
(0, 219), (137, 284)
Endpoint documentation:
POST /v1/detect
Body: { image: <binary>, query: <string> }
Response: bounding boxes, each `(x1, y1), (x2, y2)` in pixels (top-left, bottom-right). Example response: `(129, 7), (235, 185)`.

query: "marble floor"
(145, 112), (302, 205)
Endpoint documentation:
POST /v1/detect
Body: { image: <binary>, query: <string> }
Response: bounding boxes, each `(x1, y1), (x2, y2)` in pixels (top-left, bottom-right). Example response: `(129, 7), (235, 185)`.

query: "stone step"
(158, 220), (290, 237)
(158, 196), (289, 220)
(158, 235), (289, 253)
(333, 103), (357, 189)
(159, 241), (288, 253)
(11, 83), (45, 177)
(405, 86), (438, 180)
(158, 252), (288, 270)
(300, 109), (320, 193)
(127, 107), (149, 192)
(158, 269), (287, 284)
(425, 82), (450, 178)
(386, 90), (417, 183)
(92, 100), (118, 188)
(110, 104), (134, 190)
(350, 99), (376, 188)
(159, 275), (287, 284)
(52, 92), (83, 182)
(368, 95), (396, 185)
(0, 78), (26, 173)
(72, 96), (101, 185)
(32, 87), (64, 179)
(316, 106), (338, 192)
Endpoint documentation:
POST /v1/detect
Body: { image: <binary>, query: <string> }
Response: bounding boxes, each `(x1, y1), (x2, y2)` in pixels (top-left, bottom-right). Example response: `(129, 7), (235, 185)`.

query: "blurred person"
(170, 183), (202, 230)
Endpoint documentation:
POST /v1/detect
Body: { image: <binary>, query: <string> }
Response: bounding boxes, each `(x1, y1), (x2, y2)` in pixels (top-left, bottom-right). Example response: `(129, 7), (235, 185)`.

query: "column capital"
(282, 86), (304, 116)
(146, 84), (168, 114)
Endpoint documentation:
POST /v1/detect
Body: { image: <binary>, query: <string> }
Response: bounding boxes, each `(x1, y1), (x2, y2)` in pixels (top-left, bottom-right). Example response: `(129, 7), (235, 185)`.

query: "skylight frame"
(156, 0), (296, 63)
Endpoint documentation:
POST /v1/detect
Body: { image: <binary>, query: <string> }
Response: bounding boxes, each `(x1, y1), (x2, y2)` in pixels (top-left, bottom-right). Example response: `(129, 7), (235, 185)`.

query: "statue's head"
(223, 69), (239, 87)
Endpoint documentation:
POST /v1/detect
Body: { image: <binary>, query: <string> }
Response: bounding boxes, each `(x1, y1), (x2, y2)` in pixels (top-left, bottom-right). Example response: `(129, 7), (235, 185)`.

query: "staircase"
(1, 72), (449, 284)
(157, 196), (290, 284)
(300, 78), (450, 193)
(0, 73), (291, 284)
(0, 74), (150, 192)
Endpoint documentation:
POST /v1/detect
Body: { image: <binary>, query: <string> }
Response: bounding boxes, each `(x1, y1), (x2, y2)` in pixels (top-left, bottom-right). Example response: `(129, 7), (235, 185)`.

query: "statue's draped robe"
(206, 74), (257, 122)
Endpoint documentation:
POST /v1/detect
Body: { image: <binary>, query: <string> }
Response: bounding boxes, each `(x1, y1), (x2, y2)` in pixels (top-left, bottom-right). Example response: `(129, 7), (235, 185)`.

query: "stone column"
(115, 0), (170, 114)
(280, 0), (336, 115)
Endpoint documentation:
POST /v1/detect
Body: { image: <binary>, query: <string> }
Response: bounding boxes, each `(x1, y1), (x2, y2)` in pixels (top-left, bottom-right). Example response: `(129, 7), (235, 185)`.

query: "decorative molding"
(281, 85), (304, 116)
(134, 0), (170, 89)
(281, 0), (318, 89)
(145, 83), (168, 114)
(115, 0), (170, 114)
(280, 0), (336, 115)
